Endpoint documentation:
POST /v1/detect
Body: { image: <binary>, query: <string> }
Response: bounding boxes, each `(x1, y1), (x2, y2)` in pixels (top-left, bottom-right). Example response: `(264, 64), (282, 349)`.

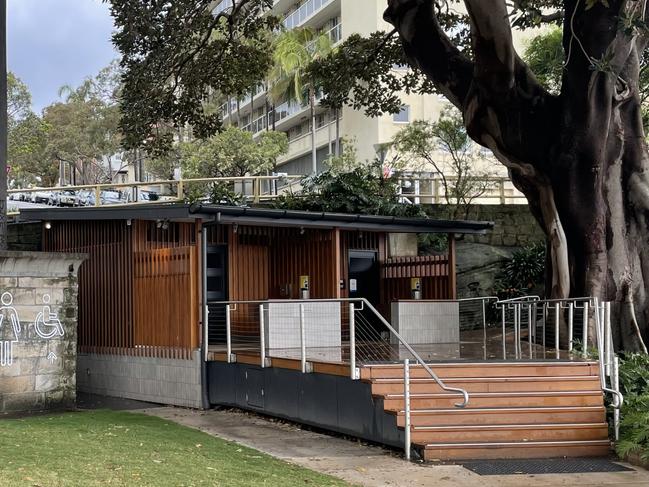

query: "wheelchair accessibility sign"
(0, 292), (64, 367)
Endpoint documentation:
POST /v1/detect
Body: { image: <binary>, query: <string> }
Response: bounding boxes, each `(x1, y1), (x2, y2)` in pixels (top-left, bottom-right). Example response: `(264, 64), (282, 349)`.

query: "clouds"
(7, 0), (118, 112)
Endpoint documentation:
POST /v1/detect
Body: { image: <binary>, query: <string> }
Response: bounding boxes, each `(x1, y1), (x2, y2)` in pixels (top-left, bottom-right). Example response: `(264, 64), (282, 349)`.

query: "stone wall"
(77, 351), (203, 408)
(427, 204), (545, 247)
(0, 251), (86, 414)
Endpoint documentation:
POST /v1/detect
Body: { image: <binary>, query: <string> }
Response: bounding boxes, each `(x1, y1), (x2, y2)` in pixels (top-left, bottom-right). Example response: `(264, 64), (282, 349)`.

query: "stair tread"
(421, 439), (610, 449)
(414, 422), (607, 431)
(372, 375), (600, 383)
(363, 361), (598, 368)
(398, 405), (606, 415)
(385, 390), (602, 399)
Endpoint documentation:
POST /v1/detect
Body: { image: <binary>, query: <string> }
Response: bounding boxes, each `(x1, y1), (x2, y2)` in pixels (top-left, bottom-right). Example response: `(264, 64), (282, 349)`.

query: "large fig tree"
(108, 0), (649, 350)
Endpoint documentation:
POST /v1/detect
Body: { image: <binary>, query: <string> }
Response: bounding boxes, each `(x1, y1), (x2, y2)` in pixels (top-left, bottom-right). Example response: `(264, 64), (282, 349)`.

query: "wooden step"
(395, 405), (607, 427)
(383, 390), (603, 410)
(420, 439), (611, 461)
(361, 362), (599, 380)
(369, 375), (602, 395)
(411, 422), (609, 444)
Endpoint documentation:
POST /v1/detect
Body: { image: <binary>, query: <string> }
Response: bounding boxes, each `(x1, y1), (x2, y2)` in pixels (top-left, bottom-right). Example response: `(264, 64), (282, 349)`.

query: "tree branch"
(384, 0), (474, 108)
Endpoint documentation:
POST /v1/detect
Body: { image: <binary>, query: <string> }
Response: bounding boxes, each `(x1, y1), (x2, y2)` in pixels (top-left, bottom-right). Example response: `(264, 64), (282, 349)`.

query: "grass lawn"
(0, 410), (351, 487)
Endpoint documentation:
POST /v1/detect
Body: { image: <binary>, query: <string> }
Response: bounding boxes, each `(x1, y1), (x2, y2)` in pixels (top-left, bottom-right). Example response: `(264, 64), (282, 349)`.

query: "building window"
(393, 105), (410, 124)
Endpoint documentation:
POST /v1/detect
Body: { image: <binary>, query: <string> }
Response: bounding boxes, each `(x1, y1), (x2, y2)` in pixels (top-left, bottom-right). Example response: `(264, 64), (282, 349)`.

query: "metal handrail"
(207, 297), (470, 408)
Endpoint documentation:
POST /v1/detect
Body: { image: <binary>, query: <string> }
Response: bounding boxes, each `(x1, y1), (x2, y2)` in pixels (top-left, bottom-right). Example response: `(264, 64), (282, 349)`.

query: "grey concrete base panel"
(77, 350), (203, 409)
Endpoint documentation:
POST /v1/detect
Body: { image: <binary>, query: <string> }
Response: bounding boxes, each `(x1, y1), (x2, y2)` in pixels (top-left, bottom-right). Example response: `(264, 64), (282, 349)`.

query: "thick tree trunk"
(385, 0), (649, 351)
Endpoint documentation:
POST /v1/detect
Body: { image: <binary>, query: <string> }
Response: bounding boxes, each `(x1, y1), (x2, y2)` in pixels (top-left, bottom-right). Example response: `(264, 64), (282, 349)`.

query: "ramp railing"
(205, 297), (470, 400)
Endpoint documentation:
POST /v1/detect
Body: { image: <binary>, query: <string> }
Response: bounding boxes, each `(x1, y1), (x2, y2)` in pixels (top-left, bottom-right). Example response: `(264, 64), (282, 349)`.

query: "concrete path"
(143, 407), (649, 487)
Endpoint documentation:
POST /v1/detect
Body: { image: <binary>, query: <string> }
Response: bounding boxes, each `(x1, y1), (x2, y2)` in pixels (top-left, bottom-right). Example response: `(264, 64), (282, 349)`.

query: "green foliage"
(496, 241), (546, 299)
(109, 0), (280, 153)
(523, 27), (564, 95)
(269, 27), (332, 106)
(43, 62), (124, 184)
(7, 72), (32, 125)
(418, 234), (448, 255)
(179, 126), (288, 178)
(391, 108), (496, 219)
(616, 353), (649, 461)
(275, 167), (425, 217)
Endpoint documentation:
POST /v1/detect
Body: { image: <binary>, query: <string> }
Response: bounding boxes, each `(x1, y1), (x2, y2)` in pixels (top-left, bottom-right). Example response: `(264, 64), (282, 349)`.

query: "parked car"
(75, 190), (95, 206)
(56, 190), (77, 207)
(100, 190), (124, 205)
(30, 190), (53, 204)
(126, 189), (160, 203)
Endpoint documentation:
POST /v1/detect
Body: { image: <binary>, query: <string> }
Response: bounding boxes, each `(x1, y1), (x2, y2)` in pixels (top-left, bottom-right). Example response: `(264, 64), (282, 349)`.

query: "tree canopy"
(108, 0), (649, 350)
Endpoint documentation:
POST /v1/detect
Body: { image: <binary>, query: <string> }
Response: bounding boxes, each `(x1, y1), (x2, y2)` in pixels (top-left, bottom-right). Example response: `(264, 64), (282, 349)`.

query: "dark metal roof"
(18, 203), (494, 235)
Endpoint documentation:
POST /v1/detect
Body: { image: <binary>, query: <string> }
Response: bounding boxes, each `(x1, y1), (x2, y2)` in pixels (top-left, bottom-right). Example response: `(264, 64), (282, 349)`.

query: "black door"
(348, 250), (380, 305)
(206, 245), (228, 345)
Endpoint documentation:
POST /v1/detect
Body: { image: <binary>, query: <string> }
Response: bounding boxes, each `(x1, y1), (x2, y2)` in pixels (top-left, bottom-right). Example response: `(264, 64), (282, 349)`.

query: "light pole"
(0, 0), (7, 250)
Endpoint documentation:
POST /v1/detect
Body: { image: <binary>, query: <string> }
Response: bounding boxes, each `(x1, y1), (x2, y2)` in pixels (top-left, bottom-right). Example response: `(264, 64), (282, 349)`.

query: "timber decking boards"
(365, 361), (610, 460)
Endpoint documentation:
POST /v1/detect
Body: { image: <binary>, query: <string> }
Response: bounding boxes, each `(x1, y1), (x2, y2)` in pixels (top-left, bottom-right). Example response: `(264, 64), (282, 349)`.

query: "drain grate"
(459, 458), (634, 476)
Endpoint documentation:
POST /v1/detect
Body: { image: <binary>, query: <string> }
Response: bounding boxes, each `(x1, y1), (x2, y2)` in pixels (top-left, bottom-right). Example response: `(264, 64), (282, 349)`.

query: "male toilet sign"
(34, 294), (64, 339)
(0, 292), (21, 367)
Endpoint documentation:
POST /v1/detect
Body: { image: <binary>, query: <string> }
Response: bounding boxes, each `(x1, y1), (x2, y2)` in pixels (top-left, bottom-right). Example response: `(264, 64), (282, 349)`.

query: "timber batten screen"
(44, 220), (200, 359)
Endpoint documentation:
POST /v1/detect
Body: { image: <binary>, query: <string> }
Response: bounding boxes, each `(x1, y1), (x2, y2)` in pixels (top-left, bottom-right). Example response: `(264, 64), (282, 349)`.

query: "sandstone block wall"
(0, 251), (86, 414)
(427, 204), (545, 247)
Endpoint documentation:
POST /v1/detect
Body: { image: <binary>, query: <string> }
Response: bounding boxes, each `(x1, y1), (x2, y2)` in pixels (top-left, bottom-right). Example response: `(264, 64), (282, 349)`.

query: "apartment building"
(214, 0), (450, 173)
(212, 0), (543, 204)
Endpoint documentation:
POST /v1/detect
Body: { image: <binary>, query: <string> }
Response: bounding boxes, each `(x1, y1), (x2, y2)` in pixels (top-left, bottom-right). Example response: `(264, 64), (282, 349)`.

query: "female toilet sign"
(0, 292), (64, 367)
(0, 292), (21, 367)
(35, 294), (65, 339)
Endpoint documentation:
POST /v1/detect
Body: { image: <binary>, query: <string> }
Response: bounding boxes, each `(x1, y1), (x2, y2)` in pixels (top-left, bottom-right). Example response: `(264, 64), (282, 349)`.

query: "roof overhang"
(18, 203), (494, 235)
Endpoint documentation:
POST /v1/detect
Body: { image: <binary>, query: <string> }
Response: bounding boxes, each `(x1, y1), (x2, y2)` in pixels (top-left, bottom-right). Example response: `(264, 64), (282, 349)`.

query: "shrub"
(616, 353), (649, 462)
(275, 168), (426, 217)
(495, 241), (546, 299)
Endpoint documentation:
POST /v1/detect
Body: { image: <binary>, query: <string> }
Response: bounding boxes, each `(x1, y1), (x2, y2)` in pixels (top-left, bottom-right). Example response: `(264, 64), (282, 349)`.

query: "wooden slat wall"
(269, 227), (336, 300)
(133, 246), (198, 354)
(382, 255), (452, 301)
(43, 219), (200, 360)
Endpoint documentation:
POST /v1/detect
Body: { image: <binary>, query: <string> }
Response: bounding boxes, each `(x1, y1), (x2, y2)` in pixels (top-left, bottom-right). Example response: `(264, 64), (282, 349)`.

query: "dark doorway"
(348, 250), (380, 306)
(206, 245), (228, 345)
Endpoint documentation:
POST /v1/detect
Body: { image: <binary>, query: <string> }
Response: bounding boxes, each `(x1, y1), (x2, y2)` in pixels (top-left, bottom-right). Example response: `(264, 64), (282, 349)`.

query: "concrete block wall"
(77, 351), (203, 408)
(0, 251), (86, 414)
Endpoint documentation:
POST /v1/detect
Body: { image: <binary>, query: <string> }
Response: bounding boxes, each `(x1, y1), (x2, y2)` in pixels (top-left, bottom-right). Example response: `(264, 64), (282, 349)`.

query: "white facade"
(213, 0), (540, 200)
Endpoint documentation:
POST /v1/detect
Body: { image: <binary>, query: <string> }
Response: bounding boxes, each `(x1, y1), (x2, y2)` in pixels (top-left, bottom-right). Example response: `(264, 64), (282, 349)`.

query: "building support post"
(0, 0), (7, 250)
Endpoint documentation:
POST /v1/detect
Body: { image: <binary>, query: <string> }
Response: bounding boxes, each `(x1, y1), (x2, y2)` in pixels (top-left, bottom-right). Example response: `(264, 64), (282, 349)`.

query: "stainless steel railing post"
(501, 305), (507, 360)
(482, 298), (487, 360)
(404, 358), (411, 461)
(613, 355), (620, 441)
(259, 304), (266, 368)
(568, 302), (574, 353)
(583, 301), (589, 357)
(554, 302), (560, 359)
(349, 302), (357, 380)
(226, 304), (232, 363)
(300, 303), (306, 373)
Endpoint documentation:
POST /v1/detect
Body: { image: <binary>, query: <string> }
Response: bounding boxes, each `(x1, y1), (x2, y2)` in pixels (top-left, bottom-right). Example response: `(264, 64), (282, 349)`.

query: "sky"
(7, 0), (118, 113)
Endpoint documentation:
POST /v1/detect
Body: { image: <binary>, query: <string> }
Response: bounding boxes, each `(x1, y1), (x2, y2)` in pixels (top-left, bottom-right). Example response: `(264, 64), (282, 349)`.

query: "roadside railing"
(397, 175), (527, 205)
(6, 174), (305, 216)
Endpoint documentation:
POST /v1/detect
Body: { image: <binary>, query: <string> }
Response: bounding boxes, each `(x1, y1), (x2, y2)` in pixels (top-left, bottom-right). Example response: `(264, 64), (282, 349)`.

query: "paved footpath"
(143, 407), (649, 487)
